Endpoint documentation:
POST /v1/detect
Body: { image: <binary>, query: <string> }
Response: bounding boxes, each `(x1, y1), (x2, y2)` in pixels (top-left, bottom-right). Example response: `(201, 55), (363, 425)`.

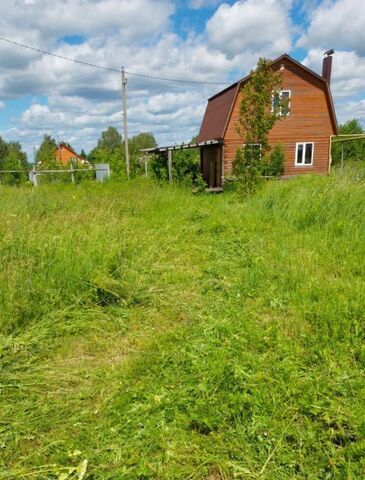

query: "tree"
(233, 58), (285, 194)
(332, 119), (365, 165)
(128, 132), (157, 176)
(97, 127), (122, 153)
(35, 135), (57, 166)
(129, 132), (156, 154)
(1, 142), (28, 185)
(88, 127), (125, 178)
(0, 136), (9, 170)
(89, 129), (158, 179)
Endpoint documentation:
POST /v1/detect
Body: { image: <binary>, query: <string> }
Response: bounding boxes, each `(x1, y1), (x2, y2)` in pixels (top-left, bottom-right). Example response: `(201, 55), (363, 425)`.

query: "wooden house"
(197, 52), (338, 188)
(55, 143), (85, 166)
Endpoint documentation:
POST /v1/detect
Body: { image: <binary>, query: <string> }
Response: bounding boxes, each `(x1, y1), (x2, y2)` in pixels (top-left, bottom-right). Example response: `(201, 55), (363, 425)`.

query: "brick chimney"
(322, 49), (334, 84)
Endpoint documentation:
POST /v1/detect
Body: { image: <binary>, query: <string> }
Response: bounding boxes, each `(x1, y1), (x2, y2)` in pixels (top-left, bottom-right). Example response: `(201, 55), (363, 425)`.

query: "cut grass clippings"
(0, 173), (364, 479)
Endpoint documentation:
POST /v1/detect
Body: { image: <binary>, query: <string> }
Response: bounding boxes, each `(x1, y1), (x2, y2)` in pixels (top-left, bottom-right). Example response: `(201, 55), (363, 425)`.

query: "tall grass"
(0, 173), (364, 479)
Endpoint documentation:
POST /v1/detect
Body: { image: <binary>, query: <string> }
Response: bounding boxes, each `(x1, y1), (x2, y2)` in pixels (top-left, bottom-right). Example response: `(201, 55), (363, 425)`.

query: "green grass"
(0, 174), (364, 479)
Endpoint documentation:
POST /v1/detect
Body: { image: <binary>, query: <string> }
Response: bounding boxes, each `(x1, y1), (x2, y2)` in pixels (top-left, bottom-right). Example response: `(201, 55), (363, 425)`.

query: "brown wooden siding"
(55, 146), (83, 166)
(223, 58), (336, 176)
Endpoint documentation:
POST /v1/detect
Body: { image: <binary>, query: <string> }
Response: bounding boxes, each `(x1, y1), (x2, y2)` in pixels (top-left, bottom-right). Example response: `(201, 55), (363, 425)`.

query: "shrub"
(233, 146), (262, 195)
(262, 143), (285, 177)
(150, 147), (201, 187)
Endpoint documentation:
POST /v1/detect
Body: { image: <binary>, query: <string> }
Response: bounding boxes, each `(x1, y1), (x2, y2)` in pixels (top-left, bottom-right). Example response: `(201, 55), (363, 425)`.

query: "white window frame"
(243, 143), (262, 160)
(272, 90), (291, 116)
(295, 142), (314, 166)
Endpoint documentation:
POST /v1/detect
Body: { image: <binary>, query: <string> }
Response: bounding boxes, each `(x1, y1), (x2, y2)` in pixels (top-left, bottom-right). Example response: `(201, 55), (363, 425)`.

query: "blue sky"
(0, 0), (364, 161)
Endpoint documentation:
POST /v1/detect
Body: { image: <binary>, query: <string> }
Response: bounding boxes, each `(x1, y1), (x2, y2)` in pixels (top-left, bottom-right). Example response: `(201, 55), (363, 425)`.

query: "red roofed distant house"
(197, 52), (338, 188)
(55, 143), (86, 166)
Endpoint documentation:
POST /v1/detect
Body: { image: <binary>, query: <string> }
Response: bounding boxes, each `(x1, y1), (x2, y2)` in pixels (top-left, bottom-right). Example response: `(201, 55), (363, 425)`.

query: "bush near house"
(1, 168), (364, 479)
(150, 145), (201, 186)
(262, 143), (285, 177)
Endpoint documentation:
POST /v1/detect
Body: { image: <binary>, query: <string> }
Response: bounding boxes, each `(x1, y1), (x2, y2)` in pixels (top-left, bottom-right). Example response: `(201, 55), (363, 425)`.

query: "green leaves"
(234, 58), (285, 194)
(35, 134), (57, 166)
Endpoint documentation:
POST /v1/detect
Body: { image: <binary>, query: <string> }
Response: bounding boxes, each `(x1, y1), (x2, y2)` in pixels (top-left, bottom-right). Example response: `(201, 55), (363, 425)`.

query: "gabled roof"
(197, 85), (237, 143)
(57, 143), (82, 158)
(198, 53), (338, 142)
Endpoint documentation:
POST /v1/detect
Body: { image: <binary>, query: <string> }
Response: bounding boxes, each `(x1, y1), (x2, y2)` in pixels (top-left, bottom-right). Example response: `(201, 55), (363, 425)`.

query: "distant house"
(55, 143), (86, 166)
(197, 52), (338, 188)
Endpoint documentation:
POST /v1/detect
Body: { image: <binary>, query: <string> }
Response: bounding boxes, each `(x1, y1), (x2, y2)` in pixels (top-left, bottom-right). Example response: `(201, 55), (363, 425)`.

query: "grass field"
(0, 172), (364, 479)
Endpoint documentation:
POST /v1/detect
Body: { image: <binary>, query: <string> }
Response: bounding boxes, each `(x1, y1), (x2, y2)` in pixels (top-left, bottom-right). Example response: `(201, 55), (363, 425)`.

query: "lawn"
(0, 174), (364, 479)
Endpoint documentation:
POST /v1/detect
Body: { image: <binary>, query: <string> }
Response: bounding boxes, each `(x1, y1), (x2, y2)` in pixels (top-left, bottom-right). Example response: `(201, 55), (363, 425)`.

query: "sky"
(0, 0), (364, 161)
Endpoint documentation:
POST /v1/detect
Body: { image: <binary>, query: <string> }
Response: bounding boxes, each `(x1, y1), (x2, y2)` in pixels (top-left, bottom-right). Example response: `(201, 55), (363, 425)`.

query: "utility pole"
(121, 66), (130, 179)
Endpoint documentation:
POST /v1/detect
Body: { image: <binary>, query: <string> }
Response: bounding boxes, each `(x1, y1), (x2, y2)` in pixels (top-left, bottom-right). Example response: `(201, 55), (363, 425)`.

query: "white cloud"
(336, 99), (365, 125)
(298, 0), (365, 55)
(0, 0), (174, 44)
(1, 0), (364, 160)
(206, 0), (292, 59)
(0, 20), (239, 158)
(0, 101), (4, 110)
(303, 49), (365, 99)
(188, 0), (222, 8)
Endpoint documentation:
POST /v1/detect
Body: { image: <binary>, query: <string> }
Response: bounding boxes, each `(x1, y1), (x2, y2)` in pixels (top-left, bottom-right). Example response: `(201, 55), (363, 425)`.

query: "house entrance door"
(201, 146), (222, 188)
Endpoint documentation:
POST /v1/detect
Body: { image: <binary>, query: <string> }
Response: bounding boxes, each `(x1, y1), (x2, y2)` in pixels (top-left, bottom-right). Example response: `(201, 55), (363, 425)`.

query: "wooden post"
(121, 67), (130, 179)
(70, 164), (75, 184)
(340, 142), (344, 174)
(33, 168), (38, 186)
(167, 149), (172, 184)
(144, 157), (148, 178)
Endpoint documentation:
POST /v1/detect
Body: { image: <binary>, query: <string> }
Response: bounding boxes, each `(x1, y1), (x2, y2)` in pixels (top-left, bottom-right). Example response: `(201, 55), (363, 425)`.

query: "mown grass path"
(0, 177), (364, 479)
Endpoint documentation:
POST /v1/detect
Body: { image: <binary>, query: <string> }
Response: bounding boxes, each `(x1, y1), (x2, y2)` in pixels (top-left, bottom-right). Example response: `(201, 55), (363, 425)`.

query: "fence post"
(34, 170), (38, 186)
(70, 165), (75, 184)
(167, 149), (173, 184)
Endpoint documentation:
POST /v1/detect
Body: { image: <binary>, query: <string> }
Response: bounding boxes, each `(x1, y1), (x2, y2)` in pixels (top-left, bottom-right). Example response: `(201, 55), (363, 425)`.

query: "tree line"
(0, 108), (364, 188)
(0, 126), (203, 186)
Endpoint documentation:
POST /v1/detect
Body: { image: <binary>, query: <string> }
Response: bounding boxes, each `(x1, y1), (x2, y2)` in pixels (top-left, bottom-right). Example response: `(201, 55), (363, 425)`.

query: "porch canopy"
(139, 139), (223, 185)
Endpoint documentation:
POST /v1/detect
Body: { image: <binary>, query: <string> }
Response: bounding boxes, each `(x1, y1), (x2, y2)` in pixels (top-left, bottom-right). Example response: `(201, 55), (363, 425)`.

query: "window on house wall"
(295, 142), (314, 166)
(243, 143), (262, 159)
(272, 90), (291, 116)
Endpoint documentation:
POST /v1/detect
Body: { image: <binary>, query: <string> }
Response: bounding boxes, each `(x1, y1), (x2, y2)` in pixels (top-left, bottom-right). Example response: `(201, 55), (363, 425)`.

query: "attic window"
(272, 90), (291, 116)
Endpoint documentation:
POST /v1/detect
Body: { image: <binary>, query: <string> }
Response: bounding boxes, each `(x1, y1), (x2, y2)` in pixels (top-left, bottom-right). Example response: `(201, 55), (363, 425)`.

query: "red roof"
(198, 84), (236, 142)
(198, 53), (338, 142)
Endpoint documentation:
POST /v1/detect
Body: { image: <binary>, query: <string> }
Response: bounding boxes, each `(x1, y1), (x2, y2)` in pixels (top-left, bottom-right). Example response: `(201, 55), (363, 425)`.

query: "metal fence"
(0, 163), (110, 186)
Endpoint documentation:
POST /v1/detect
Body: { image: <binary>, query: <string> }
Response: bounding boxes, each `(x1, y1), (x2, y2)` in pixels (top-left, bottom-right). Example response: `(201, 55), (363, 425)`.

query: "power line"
(0, 36), (119, 73)
(0, 35), (230, 86)
(125, 70), (229, 85)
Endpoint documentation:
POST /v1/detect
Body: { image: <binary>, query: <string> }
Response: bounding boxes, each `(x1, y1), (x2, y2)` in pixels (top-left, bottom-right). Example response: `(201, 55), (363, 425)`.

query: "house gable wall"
(223, 58), (336, 176)
(55, 146), (82, 165)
